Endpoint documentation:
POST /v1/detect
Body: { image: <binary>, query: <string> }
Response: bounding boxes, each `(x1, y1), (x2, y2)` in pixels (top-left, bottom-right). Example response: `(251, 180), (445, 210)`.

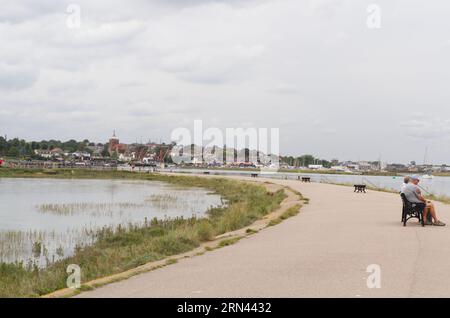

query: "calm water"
(0, 178), (222, 265)
(293, 173), (444, 195)
(174, 168), (449, 196)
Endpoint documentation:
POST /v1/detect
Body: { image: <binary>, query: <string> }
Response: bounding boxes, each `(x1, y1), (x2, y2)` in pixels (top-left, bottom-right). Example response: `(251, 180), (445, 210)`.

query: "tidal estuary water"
(175, 168), (449, 196)
(0, 178), (222, 266)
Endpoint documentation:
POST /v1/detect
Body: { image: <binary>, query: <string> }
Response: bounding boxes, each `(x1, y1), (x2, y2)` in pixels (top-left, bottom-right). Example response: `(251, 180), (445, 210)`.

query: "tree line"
(281, 155), (332, 168)
(0, 137), (101, 158)
(0, 136), (332, 167)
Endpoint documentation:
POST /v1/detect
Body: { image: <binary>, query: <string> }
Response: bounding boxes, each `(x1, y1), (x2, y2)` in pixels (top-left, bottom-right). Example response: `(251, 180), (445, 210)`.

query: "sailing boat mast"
(423, 146), (428, 166)
(422, 147), (434, 179)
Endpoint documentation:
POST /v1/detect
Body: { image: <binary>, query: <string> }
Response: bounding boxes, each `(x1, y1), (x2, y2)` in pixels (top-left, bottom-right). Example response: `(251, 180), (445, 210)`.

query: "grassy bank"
(0, 168), (286, 297)
(267, 204), (302, 227)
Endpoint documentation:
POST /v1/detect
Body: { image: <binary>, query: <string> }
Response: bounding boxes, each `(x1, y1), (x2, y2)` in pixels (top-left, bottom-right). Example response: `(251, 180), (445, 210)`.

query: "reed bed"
(0, 229), (96, 268)
(36, 202), (146, 216)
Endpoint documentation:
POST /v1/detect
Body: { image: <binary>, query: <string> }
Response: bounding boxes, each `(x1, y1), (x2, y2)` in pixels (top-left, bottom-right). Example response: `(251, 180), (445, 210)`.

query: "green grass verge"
(217, 237), (242, 248)
(267, 204), (302, 227)
(0, 168), (286, 297)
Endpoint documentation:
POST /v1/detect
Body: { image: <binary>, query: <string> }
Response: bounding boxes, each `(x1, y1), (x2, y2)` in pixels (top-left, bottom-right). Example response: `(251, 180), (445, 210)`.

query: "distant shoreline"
(3, 165), (450, 178)
(173, 166), (447, 177)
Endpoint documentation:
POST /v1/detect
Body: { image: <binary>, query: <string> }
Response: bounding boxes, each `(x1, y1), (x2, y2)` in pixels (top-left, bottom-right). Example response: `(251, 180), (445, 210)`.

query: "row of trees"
(0, 136), (173, 161)
(281, 155), (332, 168)
(0, 136), (332, 167)
(0, 137), (102, 158)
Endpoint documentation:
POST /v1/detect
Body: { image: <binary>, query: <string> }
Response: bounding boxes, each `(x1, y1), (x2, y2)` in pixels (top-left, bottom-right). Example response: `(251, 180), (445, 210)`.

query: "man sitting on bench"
(403, 175), (445, 226)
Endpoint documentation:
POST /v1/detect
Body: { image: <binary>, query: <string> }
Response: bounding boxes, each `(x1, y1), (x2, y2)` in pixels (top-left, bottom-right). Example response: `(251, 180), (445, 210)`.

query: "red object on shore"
(0, 159), (3, 166)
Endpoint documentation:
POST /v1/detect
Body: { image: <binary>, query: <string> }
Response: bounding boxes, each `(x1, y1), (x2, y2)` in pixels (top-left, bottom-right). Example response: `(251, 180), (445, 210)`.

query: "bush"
(196, 220), (215, 241)
(216, 208), (249, 233)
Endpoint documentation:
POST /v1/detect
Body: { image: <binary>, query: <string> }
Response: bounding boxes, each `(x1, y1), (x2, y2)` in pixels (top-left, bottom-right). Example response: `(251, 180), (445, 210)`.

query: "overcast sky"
(1, 0), (450, 164)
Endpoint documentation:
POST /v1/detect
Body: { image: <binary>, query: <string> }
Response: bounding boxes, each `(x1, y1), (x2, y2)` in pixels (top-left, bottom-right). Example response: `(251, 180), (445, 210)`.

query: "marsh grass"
(245, 228), (258, 235)
(165, 258), (178, 265)
(0, 169), (286, 297)
(0, 229), (92, 266)
(145, 192), (216, 211)
(267, 204), (301, 227)
(217, 237), (242, 248)
(267, 218), (282, 226)
(195, 220), (215, 241)
(145, 194), (180, 210)
(36, 202), (146, 216)
(279, 204), (302, 220)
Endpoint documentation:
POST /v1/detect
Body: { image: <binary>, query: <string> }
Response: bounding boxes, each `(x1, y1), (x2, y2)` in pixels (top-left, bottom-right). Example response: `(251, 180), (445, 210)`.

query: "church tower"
(108, 130), (119, 153)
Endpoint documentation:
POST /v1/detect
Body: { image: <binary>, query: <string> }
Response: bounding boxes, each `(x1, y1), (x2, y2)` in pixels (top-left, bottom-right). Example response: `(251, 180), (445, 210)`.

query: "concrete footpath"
(77, 177), (450, 298)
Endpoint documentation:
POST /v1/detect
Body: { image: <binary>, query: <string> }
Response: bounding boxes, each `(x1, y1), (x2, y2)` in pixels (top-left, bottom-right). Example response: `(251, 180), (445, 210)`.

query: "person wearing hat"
(403, 175), (445, 226)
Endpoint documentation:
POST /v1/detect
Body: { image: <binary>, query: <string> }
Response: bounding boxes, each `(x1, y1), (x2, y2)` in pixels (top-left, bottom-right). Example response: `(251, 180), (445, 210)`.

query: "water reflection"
(177, 168), (449, 195)
(0, 178), (222, 266)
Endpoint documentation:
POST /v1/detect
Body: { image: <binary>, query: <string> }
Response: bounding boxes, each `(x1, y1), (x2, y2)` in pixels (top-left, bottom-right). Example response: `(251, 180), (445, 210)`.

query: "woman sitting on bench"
(401, 176), (410, 193)
(403, 175), (445, 226)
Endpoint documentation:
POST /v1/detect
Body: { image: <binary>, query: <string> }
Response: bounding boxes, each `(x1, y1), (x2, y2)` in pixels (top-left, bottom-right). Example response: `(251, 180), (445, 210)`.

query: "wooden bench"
(251, 173), (258, 178)
(400, 193), (424, 226)
(301, 177), (311, 183)
(354, 184), (366, 193)
(203, 171), (210, 175)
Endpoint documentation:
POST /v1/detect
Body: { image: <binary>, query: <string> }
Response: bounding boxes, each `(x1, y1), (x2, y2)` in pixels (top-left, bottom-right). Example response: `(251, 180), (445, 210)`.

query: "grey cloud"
(0, 0), (268, 24)
(118, 81), (146, 88)
(2, 0), (450, 164)
(401, 116), (450, 140)
(0, 0), (61, 23)
(266, 84), (303, 95)
(160, 45), (265, 84)
(49, 20), (147, 48)
(47, 81), (97, 95)
(0, 64), (39, 91)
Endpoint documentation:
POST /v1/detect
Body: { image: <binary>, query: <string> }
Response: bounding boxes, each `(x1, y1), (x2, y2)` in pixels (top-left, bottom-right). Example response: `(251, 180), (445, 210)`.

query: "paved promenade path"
(78, 177), (450, 298)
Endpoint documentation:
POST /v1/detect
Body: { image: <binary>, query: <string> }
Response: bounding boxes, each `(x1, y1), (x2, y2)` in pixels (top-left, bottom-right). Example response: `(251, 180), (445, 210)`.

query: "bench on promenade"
(400, 193), (425, 226)
(300, 177), (311, 183)
(354, 184), (366, 193)
(203, 171), (210, 175)
(251, 173), (259, 178)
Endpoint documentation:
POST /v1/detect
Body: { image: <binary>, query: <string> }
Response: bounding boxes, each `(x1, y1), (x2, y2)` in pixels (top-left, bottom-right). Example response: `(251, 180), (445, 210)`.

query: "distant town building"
(357, 161), (372, 171)
(108, 130), (127, 155)
(50, 148), (63, 157)
(86, 144), (104, 157)
(386, 163), (407, 172)
(108, 130), (119, 153)
(34, 149), (52, 159)
(330, 166), (348, 172)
